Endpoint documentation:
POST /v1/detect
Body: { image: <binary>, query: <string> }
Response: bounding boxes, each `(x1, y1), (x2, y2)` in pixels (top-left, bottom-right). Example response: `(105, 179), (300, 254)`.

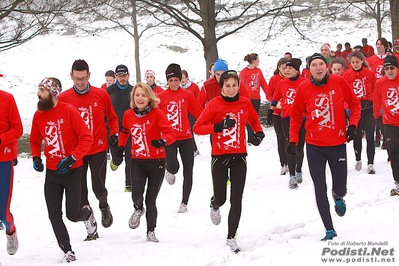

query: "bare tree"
(347, 0), (390, 39)
(390, 0), (399, 40)
(64, 0), (162, 83)
(0, 0), (81, 52)
(135, 0), (296, 76)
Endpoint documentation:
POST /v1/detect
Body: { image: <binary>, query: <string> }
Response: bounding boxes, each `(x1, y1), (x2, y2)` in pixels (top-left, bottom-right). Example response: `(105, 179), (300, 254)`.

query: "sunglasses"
(384, 66), (397, 71)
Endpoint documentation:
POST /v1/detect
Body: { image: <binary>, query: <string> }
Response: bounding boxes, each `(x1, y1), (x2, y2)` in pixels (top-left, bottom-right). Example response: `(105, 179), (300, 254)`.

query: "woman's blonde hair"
(130, 82), (160, 109)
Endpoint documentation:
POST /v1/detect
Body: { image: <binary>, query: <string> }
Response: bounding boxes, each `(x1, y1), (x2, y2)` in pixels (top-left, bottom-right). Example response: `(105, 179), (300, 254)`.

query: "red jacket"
(198, 76), (249, 107)
(30, 101), (93, 170)
(290, 74), (360, 146)
(267, 73), (284, 115)
(273, 76), (305, 118)
(0, 90), (23, 162)
(119, 108), (176, 159)
(374, 75), (399, 126)
(342, 67), (375, 101)
(152, 85), (164, 96)
(363, 45), (375, 58)
(193, 95), (262, 155)
(239, 66), (268, 100)
(181, 81), (200, 98)
(301, 68), (311, 79)
(158, 88), (203, 140)
(59, 86), (119, 155)
(368, 54), (386, 80)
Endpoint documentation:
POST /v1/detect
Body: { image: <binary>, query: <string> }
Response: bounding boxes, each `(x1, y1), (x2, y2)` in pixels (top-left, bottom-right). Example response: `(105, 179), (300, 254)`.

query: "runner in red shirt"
(117, 82), (176, 242)
(373, 55), (399, 196)
(60, 59), (119, 233)
(267, 57), (289, 175)
(289, 53), (360, 242)
(362, 38), (375, 58)
(271, 58), (305, 188)
(194, 70), (264, 253)
(0, 79), (23, 255)
(30, 77), (94, 262)
(343, 51), (376, 174)
(144, 70), (164, 95)
(239, 53), (268, 144)
(158, 63), (203, 213)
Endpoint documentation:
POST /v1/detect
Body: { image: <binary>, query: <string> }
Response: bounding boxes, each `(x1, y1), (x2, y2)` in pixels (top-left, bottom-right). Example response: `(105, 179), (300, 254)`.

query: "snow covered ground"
(0, 13), (398, 266)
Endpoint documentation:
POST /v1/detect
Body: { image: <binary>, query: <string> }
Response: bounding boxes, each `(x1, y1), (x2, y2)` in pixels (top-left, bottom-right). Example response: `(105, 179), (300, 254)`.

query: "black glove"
(267, 109), (274, 126)
(13, 159), (18, 166)
(286, 142), (297, 156)
(33, 156), (44, 172)
(346, 125), (356, 143)
(115, 146), (125, 159)
(214, 115), (236, 132)
(248, 131), (265, 146)
(151, 138), (166, 148)
(57, 155), (76, 175)
(109, 134), (119, 149)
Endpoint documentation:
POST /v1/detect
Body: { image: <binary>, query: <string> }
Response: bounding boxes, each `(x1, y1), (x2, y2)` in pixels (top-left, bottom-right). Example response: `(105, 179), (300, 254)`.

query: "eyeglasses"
(384, 66), (397, 71)
(72, 76), (88, 82)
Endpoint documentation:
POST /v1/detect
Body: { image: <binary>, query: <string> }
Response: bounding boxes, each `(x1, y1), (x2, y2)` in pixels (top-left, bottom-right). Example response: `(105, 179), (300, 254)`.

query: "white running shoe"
(210, 208), (221, 225)
(296, 172), (303, 184)
(367, 164), (376, 174)
(177, 203), (187, 213)
(59, 251), (76, 263)
(355, 160), (362, 171)
(280, 164), (289, 175)
(289, 175), (298, 189)
(6, 230), (18, 255)
(147, 231), (159, 242)
(129, 208), (145, 229)
(83, 205), (99, 241)
(226, 238), (241, 253)
(164, 170), (176, 185)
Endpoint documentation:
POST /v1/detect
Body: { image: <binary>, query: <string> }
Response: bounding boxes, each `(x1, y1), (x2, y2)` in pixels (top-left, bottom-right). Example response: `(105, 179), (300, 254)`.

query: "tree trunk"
(391, 0), (399, 41)
(198, 0), (218, 78)
(132, 0), (141, 83)
(376, 0), (382, 38)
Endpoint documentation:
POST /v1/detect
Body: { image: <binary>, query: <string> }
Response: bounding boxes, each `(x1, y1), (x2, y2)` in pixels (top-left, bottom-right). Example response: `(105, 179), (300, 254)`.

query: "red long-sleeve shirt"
(119, 108), (176, 159)
(193, 95), (262, 155)
(182, 81), (200, 98)
(59, 86), (119, 155)
(267, 73), (285, 115)
(239, 67), (268, 100)
(0, 91), (23, 162)
(290, 74), (361, 146)
(158, 88), (203, 140)
(368, 54), (386, 80)
(342, 67), (375, 101)
(30, 101), (93, 170)
(373, 75), (399, 126)
(273, 76), (305, 118)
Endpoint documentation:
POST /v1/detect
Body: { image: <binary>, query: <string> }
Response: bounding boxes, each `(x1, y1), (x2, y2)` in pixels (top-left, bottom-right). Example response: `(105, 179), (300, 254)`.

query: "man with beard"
(107, 64), (134, 192)
(30, 77), (94, 263)
(60, 60), (119, 233)
(0, 74), (23, 256)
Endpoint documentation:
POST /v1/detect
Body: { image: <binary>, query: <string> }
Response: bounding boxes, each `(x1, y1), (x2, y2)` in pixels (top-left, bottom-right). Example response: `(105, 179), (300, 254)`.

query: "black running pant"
(273, 115), (288, 167)
(44, 167), (91, 252)
(383, 124), (399, 183)
(306, 144), (347, 231)
(211, 155), (247, 239)
(246, 99), (261, 142)
(130, 158), (165, 232)
(165, 139), (195, 205)
(81, 151), (108, 209)
(282, 117), (306, 176)
(110, 136), (132, 187)
(353, 106), (375, 164)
